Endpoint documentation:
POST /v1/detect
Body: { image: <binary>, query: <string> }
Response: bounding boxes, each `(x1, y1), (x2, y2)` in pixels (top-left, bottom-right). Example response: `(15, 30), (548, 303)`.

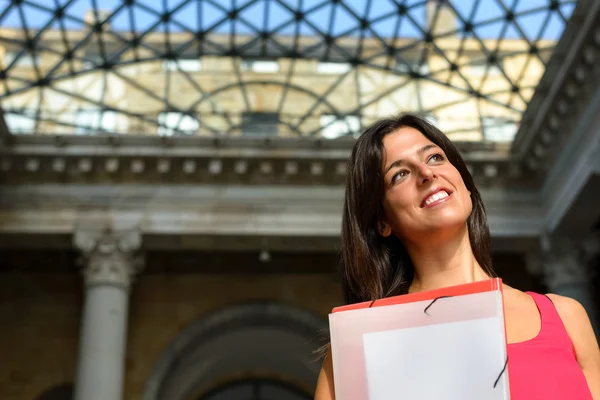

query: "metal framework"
(0, 0), (577, 142)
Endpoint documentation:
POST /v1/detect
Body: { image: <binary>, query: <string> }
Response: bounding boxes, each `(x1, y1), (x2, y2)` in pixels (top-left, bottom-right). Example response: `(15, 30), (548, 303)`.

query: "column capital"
(74, 226), (144, 288)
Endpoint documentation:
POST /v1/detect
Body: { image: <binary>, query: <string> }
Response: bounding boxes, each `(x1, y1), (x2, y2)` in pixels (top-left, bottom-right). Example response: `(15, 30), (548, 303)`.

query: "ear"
(378, 221), (392, 237)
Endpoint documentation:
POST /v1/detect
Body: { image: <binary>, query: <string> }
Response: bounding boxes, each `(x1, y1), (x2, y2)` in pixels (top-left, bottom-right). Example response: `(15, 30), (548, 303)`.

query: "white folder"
(328, 279), (510, 400)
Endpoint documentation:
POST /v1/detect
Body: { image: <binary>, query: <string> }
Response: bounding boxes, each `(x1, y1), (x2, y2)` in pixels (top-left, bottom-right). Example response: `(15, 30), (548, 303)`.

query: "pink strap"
(527, 292), (576, 356)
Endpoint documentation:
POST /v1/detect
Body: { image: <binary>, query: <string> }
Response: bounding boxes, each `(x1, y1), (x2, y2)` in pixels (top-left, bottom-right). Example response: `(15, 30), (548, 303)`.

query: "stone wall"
(0, 249), (535, 400)
(0, 264), (342, 400)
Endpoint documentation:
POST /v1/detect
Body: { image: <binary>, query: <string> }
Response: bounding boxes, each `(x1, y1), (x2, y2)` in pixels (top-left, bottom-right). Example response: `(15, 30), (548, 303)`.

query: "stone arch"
(143, 301), (328, 400)
(35, 383), (73, 400)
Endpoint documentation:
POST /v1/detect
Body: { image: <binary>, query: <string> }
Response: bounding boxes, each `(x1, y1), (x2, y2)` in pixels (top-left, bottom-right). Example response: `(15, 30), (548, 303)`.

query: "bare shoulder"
(314, 345), (335, 400)
(546, 293), (592, 328)
(501, 284), (534, 306)
(545, 293), (595, 348)
(546, 293), (600, 396)
(546, 293), (600, 364)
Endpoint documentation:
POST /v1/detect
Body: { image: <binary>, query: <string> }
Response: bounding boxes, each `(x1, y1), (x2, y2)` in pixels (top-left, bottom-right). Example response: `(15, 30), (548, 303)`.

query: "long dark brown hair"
(340, 113), (495, 305)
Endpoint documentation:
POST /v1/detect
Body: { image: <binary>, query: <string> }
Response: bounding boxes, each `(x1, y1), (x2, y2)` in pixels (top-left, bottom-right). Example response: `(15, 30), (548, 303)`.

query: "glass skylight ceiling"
(0, 0), (577, 143)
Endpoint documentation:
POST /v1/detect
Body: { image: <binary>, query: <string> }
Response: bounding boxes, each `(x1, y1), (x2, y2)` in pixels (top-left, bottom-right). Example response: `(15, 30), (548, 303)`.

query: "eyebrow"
(384, 144), (440, 175)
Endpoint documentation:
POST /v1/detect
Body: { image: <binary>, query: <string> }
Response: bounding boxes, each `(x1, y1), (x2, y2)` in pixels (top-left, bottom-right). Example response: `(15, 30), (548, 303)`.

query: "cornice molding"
(513, 0), (600, 169)
(541, 84), (600, 232)
(0, 184), (542, 243)
(0, 135), (520, 188)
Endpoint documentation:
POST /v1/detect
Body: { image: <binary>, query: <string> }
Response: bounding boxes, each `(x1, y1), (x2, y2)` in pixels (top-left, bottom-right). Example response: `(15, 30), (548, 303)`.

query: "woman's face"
(379, 126), (472, 244)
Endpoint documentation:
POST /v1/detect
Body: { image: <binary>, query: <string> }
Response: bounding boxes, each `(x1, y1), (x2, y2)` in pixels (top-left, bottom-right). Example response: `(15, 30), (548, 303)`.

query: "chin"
(418, 215), (469, 236)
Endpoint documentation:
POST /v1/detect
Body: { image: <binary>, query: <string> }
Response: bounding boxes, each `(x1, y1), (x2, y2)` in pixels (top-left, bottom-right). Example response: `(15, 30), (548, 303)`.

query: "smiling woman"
(313, 114), (600, 400)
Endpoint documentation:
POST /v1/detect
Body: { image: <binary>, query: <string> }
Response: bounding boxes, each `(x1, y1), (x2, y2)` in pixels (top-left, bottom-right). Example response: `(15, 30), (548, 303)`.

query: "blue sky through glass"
(0, 0), (577, 40)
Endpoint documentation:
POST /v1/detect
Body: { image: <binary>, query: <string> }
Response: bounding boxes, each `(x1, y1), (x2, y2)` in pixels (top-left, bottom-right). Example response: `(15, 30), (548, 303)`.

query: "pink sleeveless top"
(507, 292), (592, 399)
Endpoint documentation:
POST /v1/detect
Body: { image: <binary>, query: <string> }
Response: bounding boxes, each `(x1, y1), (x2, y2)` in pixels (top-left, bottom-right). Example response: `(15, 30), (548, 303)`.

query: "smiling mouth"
(421, 190), (452, 208)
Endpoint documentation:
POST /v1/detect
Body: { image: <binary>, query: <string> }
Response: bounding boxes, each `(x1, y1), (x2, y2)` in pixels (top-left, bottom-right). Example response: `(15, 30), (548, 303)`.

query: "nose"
(416, 163), (436, 185)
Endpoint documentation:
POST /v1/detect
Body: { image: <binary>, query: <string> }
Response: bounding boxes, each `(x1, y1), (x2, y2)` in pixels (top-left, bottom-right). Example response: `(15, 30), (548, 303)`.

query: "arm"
(314, 346), (336, 400)
(547, 293), (600, 398)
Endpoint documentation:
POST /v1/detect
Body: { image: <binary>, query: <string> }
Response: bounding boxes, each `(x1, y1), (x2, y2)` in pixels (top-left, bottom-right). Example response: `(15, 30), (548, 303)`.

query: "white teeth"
(425, 190), (449, 206)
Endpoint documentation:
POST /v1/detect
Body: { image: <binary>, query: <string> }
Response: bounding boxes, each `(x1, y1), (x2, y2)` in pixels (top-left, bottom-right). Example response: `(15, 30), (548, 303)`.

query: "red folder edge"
(332, 278), (504, 313)
(329, 277), (511, 398)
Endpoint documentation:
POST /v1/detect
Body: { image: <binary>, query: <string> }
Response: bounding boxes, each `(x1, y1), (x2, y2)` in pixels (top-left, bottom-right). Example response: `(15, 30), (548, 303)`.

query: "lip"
(420, 188), (453, 208)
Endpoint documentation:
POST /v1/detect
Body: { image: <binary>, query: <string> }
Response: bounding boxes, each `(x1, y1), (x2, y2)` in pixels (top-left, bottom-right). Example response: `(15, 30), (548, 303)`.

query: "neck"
(405, 225), (489, 293)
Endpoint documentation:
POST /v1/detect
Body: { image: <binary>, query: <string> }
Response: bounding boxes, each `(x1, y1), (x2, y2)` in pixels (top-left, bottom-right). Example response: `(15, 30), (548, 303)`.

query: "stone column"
(73, 227), (143, 400)
(540, 233), (599, 334)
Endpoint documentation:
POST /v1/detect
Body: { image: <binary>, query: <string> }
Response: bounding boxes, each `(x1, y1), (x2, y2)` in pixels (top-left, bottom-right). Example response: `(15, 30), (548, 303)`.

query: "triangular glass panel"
(56, 1), (86, 31)
(237, 37), (263, 58)
(516, 0), (548, 13)
(266, 0), (296, 32)
(231, 17), (253, 36)
(21, 2), (57, 30)
(130, 4), (162, 33)
(170, 0), (200, 32)
(504, 22), (524, 41)
(135, 0), (163, 14)
(537, 46), (555, 64)
(559, 2), (576, 20)
(370, 14), (399, 39)
(238, 0), (266, 33)
(278, 0), (302, 11)
(303, 0), (329, 10)
(516, 10), (549, 42)
(3, 77), (30, 94)
(404, 3), (428, 37)
(519, 87), (536, 103)
(344, 0), (369, 20)
(452, 0), (480, 23)
(108, 5), (135, 32)
(368, 0), (398, 21)
(542, 12), (567, 40)
(445, 72), (472, 92)
(201, 1), (229, 33)
(473, 19), (507, 41)
(324, 45), (352, 63)
(0, 5), (20, 28)
(278, 19), (301, 36)
(304, 2), (334, 34)
(332, 3), (360, 37)
(426, 1), (462, 37)
(472, 0), (506, 24)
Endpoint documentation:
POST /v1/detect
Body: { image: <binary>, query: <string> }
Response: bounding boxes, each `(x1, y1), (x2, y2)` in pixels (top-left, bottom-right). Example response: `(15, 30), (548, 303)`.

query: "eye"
(391, 169), (408, 184)
(427, 153), (445, 163)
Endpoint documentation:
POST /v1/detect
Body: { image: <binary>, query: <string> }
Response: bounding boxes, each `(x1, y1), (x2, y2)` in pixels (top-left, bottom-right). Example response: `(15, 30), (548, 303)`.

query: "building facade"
(1, 1), (600, 399)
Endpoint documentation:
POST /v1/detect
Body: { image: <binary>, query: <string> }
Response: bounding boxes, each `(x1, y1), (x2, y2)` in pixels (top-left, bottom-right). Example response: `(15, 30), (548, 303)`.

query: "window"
(241, 59), (279, 73)
(4, 110), (36, 134)
(241, 112), (279, 136)
(158, 111), (199, 136)
(317, 62), (351, 74)
(320, 114), (360, 139)
(395, 58), (429, 75)
(424, 114), (438, 126)
(162, 59), (203, 72)
(83, 54), (104, 68)
(482, 117), (518, 142)
(3, 52), (39, 68)
(50, 109), (121, 134)
(74, 109), (117, 134)
(470, 59), (504, 76)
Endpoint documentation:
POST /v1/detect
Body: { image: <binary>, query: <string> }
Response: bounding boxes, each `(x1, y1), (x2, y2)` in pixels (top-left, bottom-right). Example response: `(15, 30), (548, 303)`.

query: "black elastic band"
(493, 356), (509, 388)
(423, 295), (453, 315)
